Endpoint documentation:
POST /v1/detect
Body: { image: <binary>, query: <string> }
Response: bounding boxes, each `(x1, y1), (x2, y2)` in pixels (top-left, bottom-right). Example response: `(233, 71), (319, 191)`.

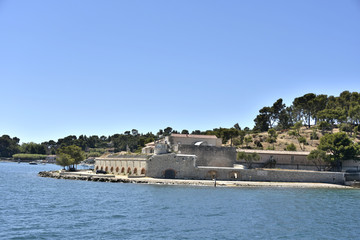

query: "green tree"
(293, 93), (316, 128)
(236, 151), (260, 169)
(278, 107), (293, 130)
(181, 129), (189, 134)
(317, 132), (360, 171)
(292, 121), (302, 136)
(254, 114), (269, 132)
(57, 135), (77, 148)
(285, 143), (297, 151)
(191, 130), (202, 135)
(267, 129), (278, 149)
(348, 104), (360, 128)
(244, 136), (253, 147)
(336, 90), (352, 116)
(288, 122), (306, 150)
(234, 123), (241, 131)
(307, 149), (329, 171)
(254, 98), (286, 130)
(131, 129), (139, 136)
(310, 129), (319, 140)
(354, 126), (359, 138)
(221, 128), (239, 146)
(270, 98), (286, 127)
(88, 135), (99, 148)
(0, 135), (20, 158)
(298, 136), (307, 151)
(312, 94), (328, 125)
(20, 142), (46, 154)
(318, 121), (331, 135)
(56, 153), (73, 169)
(317, 108), (346, 132)
(56, 145), (85, 170)
(163, 127), (173, 136)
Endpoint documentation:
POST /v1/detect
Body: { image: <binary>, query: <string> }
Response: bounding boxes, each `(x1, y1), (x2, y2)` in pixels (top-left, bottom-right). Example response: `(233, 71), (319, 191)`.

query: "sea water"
(1, 162), (360, 240)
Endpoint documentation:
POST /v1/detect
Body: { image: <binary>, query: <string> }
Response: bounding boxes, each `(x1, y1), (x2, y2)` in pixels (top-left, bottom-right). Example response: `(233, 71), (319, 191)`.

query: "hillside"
(230, 126), (358, 152)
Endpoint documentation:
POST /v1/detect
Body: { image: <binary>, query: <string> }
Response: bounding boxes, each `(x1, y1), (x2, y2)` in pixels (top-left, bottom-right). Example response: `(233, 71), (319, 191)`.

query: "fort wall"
(178, 145), (236, 167)
(236, 149), (327, 171)
(197, 167), (345, 184)
(147, 153), (198, 179)
(95, 155), (148, 176)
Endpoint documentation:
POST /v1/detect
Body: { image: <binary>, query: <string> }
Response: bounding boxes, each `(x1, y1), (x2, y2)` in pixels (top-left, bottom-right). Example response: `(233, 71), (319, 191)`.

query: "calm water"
(1, 162), (360, 240)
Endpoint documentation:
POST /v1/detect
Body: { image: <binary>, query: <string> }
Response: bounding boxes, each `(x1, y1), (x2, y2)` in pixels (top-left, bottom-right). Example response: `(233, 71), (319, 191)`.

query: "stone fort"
(94, 133), (346, 184)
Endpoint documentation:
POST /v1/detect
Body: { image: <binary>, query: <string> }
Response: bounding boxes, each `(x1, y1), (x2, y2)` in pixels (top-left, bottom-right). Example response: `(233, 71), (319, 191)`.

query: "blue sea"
(1, 162), (360, 240)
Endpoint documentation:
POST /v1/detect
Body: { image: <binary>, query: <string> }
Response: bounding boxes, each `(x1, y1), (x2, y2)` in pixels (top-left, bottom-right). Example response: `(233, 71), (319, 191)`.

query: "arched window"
(141, 168), (146, 175)
(100, 166), (103, 171)
(116, 167), (119, 172)
(110, 167), (114, 172)
(127, 167), (131, 174)
(105, 166), (108, 172)
(121, 167), (125, 173)
(95, 166), (99, 170)
(133, 168), (137, 174)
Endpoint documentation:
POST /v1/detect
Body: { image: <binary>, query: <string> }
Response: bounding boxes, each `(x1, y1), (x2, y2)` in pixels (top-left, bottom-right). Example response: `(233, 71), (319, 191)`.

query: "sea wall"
(38, 170), (349, 188)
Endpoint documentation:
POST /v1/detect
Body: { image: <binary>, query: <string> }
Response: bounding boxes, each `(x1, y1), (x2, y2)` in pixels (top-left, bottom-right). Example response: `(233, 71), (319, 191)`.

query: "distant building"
(141, 142), (155, 154)
(141, 133), (222, 154)
(46, 155), (57, 163)
(168, 133), (222, 150)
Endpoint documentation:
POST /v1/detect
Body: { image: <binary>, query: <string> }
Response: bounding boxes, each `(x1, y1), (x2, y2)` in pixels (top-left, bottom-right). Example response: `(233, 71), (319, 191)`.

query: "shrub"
(286, 143), (297, 151)
(310, 130), (319, 140)
(254, 140), (263, 148)
(86, 152), (101, 158)
(267, 145), (275, 150)
(12, 154), (47, 160)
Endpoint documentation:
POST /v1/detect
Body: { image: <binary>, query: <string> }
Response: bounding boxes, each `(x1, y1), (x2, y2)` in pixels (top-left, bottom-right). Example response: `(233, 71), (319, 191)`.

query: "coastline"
(38, 170), (353, 189)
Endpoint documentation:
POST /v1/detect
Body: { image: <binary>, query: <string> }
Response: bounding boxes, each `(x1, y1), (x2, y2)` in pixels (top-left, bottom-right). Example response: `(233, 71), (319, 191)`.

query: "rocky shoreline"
(38, 170), (355, 188)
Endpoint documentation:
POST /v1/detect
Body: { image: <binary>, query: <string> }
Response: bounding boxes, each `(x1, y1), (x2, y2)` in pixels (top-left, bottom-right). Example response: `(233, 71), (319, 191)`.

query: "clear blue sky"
(1, 0), (359, 143)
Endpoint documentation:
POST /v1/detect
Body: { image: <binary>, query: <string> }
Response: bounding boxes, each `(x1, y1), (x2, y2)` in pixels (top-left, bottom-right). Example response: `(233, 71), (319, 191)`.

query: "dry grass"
(230, 126), (359, 152)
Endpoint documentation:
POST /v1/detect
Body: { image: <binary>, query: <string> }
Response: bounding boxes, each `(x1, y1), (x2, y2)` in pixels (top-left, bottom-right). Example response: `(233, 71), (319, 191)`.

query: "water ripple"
(1, 162), (360, 240)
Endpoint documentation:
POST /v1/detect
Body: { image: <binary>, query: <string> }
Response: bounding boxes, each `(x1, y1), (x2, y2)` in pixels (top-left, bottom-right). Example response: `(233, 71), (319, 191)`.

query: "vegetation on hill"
(253, 91), (360, 133)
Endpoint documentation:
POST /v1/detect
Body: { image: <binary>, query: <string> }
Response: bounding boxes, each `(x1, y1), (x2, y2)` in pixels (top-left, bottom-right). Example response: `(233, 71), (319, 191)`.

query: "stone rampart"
(147, 153), (198, 179)
(178, 145), (236, 167)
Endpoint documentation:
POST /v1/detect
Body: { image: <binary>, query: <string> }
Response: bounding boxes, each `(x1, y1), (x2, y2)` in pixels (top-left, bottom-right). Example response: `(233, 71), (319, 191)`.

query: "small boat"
(29, 162), (38, 165)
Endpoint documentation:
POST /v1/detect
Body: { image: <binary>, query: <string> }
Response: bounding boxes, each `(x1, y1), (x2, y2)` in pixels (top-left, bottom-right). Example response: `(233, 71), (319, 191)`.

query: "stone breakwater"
(38, 171), (353, 188)
(38, 171), (140, 183)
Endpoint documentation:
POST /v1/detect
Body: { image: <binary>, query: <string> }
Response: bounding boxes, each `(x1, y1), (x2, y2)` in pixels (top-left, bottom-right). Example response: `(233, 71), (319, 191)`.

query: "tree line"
(0, 131), (156, 158)
(1, 90), (360, 162)
(254, 90), (360, 134)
